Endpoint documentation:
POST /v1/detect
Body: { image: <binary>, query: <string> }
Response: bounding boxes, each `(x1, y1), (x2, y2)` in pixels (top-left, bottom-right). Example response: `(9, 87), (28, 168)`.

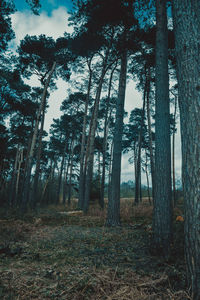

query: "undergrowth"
(0, 198), (189, 299)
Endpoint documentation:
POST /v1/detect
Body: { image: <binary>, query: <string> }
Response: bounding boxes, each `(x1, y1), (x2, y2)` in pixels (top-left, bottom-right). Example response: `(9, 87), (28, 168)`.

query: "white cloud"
(11, 7), (73, 133)
(11, 6), (73, 46)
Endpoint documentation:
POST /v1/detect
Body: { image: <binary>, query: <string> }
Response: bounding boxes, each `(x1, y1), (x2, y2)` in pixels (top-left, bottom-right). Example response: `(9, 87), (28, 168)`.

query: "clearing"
(0, 199), (190, 299)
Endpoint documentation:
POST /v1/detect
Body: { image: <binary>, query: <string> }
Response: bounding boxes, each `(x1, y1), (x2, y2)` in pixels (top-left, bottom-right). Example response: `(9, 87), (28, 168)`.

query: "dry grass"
(0, 198), (188, 300)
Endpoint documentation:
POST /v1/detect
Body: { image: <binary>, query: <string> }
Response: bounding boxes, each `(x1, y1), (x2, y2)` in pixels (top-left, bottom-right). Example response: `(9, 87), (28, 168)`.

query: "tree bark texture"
(153, 0), (172, 257)
(172, 94), (177, 207)
(67, 139), (75, 206)
(172, 1), (200, 298)
(78, 58), (93, 209)
(100, 64), (117, 209)
(135, 84), (146, 205)
(32, 96), (47, 206)
(106, 47), (127, 226)
(56, 139), (67, 205)
(146, 67), (155, 203)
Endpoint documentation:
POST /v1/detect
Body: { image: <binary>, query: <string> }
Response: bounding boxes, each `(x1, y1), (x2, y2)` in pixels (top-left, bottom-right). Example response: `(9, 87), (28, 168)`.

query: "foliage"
(0, 0), (15, 52)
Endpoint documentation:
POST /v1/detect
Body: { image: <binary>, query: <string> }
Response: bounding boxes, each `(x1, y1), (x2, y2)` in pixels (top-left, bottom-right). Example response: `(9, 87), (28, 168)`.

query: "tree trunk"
(83, 61), (108, 213)
(146, 67), (155, 203)
(32, 96), (47, 207)
(78, 58), (93, 209)
(145, 149), (151, 205)
(172, 1), (200, 298)
(108, 139), (114, 186)
(56, 139), (67, 205)
(21, 62), (56, 211)
(135, 87), (146, 205)
(15, 148), (23, 202)
(106, 46), (127, 226)
(67, 140), (75, 206)
(100, 64), (117, 209)
(62, 159), (68, 205)
(172, 93), (177, 207)
(152, 0), (172, 258)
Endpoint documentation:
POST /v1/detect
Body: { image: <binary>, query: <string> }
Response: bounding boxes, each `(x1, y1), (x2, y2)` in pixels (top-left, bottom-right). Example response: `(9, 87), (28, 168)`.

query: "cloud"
(11, 6), (73, 47)
(10, 7), (71, 140)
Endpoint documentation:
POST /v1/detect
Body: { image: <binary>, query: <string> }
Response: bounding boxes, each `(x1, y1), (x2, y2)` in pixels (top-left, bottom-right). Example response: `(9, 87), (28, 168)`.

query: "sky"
(11, 0), (182, 185)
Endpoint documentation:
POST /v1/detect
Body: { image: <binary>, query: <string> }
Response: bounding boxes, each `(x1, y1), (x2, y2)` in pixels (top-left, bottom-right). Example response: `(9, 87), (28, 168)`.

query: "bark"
(67, 140), (75, 206)
(15, 148), (23, 202)
(135, 87), (146, 205)
(171, 93), (177, 208)
(78, 57), (93, 209)
(41, 166), (53, 202)
(21, 62), (56, 211)
(172, 1), (200, 298)
(100, 64), (117, 209)
(56, 139), (67, 205)
(108, 139), (114, 186)
(32, 96), (46, 206)
(63, 137), (74, 205)
(152, 0), (172, 257)
(145, 150), (151, 205)
(146, 67), (155, 203)
(106, 46), (127, 226)
(62, 159), (68, 205)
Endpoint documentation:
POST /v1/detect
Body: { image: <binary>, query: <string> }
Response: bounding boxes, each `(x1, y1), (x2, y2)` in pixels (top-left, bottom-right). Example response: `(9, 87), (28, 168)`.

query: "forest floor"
(0, 198), (191, 300)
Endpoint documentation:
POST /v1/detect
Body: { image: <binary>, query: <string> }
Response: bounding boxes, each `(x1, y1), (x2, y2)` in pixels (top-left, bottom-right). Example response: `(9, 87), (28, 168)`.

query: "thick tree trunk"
(78, 58), (93, 209)
(106, 47), (127, 226)
(21, 62), (56, 211)
(172, 1), (200, 298)
(152, 0), (172, 257)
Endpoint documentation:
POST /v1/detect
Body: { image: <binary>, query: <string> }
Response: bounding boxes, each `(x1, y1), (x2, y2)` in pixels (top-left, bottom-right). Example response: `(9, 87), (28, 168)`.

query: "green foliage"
(26, 0), (41, 15)
(0, 0), (15, 52)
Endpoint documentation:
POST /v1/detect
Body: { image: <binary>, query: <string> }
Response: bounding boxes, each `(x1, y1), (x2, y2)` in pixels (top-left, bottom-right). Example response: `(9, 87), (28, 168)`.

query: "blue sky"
(14, 0), (73, 14)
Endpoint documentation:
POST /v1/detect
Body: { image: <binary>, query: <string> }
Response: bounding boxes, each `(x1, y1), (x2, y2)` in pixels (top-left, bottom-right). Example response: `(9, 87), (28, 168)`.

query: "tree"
(21, 61), (57, 210)
(0, 0), (41, 54)
(0, 0), (15, 53)
(100, 65), (118, 209)
(106, 33), (128, 226)
(17, 34), (71, 209)
(152, 0), (172, 257)
(123, 108), (149, 202)
(172, 1), (200, 298)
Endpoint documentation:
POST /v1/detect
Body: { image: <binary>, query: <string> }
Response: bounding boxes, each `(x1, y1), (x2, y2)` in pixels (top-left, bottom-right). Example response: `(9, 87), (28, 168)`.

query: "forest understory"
(0, 199), (190, 300)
